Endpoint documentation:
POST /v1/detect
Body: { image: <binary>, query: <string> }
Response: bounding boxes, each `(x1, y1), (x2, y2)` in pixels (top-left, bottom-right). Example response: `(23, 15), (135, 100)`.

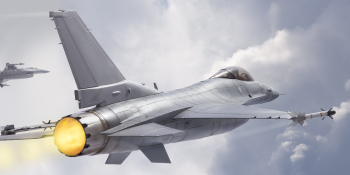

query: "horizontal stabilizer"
(0, 131), (53, 141)
(105, 152), (131, 165)
(140, 144), (171, 163)
(108, 123), (183, 137)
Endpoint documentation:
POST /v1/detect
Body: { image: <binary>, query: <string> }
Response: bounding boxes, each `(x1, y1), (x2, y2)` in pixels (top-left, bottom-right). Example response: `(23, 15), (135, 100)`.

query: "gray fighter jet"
(0, 10), (336, 164)
(0, 63), (49, 88)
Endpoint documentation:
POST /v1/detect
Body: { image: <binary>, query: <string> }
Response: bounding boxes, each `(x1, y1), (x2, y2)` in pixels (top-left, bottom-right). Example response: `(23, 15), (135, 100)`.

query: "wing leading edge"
(175, 103), (291, 119)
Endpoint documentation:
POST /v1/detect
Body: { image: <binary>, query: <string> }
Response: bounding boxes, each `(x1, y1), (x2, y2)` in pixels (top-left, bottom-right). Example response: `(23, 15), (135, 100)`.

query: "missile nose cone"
(42, 70), (50, 73)
(270, 86), (279, 101)
(329, 110), (336, 115)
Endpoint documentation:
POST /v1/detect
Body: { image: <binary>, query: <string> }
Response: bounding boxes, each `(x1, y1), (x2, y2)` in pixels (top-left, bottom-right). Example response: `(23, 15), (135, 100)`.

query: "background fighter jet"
(0, 10), (336, 164)
(0, 63), (49, 88)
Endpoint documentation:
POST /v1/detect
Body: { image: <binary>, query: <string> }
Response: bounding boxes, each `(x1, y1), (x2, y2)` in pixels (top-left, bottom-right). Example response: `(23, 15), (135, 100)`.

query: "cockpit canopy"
(210, 66), (254, 81)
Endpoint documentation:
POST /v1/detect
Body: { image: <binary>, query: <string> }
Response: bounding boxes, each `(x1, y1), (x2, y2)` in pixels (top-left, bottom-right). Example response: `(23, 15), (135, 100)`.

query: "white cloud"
(268, 141), (292, 166)
(206, 27), (317, 90)
(345, 79), (350, 91)
(333, 101), (350, 121)
(290, 143), (308, 163)
(276, 129), (301, 140)
(315, 135), (328, 143)
(207, 29), (293, 78)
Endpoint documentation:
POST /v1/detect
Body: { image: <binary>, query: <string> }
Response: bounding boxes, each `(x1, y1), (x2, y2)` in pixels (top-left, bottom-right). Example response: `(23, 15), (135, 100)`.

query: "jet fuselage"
(0, 66), (49, 87)
(73, 78), (279, 155)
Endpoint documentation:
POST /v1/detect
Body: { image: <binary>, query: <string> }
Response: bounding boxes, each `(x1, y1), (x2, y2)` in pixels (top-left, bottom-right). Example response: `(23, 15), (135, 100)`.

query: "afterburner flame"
(54, 117), (86, 156)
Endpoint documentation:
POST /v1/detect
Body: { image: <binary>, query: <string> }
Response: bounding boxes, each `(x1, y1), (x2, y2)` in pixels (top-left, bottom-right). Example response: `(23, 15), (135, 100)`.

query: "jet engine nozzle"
(54, 111), (109, 157)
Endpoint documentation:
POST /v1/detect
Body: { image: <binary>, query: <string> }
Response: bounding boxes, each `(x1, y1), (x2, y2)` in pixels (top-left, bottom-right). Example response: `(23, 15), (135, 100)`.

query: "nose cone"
(270, 86), (279, 101)
(37, 69), (50, 74)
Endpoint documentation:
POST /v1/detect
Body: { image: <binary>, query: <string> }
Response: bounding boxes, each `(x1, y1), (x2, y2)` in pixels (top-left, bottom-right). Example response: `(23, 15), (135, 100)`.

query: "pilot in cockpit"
(210, 66), (254, 81)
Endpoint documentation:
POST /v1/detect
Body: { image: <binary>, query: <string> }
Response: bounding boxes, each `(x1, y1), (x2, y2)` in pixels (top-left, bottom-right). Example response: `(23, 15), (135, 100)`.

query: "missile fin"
(298, 120), (308, 126)
(289, 121), (298, 127)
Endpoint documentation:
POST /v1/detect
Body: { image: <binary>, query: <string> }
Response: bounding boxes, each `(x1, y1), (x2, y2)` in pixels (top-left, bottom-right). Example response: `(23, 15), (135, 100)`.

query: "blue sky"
(0, 0), (349, 174)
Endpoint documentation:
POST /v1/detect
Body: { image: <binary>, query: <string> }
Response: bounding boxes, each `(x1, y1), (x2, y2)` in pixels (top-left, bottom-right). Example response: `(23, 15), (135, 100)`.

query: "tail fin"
(50, 10), (158, 108)
(49, 10), (125, 89)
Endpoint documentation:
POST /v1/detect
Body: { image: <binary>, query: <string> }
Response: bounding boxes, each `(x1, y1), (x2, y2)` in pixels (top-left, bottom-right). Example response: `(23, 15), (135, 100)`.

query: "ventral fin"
(105, 152), (131, 165)
(139, 144), (171, 163)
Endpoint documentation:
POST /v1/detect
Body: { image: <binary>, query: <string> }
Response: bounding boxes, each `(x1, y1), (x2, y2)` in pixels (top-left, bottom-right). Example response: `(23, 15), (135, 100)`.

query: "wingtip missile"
(288, 108), (336, 127)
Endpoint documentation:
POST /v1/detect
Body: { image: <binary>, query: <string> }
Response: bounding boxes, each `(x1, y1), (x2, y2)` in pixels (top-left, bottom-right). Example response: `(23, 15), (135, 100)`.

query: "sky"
(0, 0), (349, 174)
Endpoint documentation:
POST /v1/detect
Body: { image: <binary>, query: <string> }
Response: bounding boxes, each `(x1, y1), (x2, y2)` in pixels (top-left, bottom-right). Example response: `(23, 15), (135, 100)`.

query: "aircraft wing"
(175, 103), (291, 119)
(0, 123), (56, 141)
(49, 10), (125, 89)
(0, 131), (53, 141)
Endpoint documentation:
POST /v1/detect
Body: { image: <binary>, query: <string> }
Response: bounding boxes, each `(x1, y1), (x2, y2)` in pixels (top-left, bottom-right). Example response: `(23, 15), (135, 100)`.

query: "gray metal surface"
(105, 152), (131, 164)
(175, 103), (290, 119)
(101, 106), (190, 135)
(108, 123), (183, 137)
(50, 10), (125, 89)
(69, 112), (110, 156)
(139, 144), (171, 163)
(74, 80), (159, 109)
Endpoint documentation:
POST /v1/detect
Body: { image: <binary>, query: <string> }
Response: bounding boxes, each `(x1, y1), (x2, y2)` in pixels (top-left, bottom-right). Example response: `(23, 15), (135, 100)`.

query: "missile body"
(305, 110), (335, 120)
(288, 109), (336, 127)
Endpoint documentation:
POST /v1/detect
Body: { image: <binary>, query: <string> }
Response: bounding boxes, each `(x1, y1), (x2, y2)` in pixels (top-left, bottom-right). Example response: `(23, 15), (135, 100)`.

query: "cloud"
(268, 141), (292, 166)
(290, 143), (308, 163)
(345, 79), (350, 91)
(315, 135), (327, 143)
(206, 29), (296, 89)
(276, 129), (301, 140)
(333, 101), (350, 121)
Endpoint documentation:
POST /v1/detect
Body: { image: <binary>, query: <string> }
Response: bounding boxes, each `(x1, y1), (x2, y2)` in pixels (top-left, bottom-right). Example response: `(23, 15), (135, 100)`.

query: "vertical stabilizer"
(50, 10), (125, 89)
(50, 10), (159, 108)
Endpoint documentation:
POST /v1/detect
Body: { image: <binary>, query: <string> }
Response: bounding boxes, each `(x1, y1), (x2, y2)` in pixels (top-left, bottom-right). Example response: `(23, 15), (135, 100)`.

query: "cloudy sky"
(0, 0), (350, 174)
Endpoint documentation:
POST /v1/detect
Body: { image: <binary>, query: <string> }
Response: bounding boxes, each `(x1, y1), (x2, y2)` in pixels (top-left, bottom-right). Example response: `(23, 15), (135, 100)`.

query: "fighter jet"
(0, 10), (336, 164)
(0, 63), (49, 88)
